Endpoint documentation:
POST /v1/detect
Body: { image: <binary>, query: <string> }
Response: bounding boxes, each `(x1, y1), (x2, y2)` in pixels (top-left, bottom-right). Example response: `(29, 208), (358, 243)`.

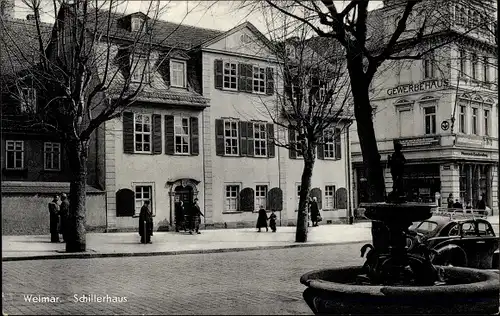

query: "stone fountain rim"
(300, 266), (499, 296)
(359, 202), (437, 209)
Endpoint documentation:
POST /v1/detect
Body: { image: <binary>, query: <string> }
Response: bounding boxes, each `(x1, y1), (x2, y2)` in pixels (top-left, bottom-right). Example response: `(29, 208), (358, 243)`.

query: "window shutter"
(317, 134), (325, 160)
(288, 128), (296, 159)
(268, 187), (283, 211)
(190, 116), (199, 156)
(266, 67), (274, 95)
(335, 187), (347, 209)
(247, 122), (254, 157)
(116, 188), (135, 217)
(165, 115), (175, 155)
(267, 123), (275, 158)
(152, 114), (162, 155)
(246, 64), (253, 93)
(332, 185), (337, 209)
(123, 112), (134, 154)
(214, 59), (223, 90)
(335, 128), (342, 160)
(238, 63), (246, 92)
(215, 119), (225, 156)
(310, 187), (322, 210)
(240, 187), (255, 212)
(239, 121), (248, 156)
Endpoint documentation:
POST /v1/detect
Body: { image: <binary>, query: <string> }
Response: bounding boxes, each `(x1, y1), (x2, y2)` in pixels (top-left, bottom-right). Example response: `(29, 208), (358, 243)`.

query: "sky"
(12, 0), (383, 34)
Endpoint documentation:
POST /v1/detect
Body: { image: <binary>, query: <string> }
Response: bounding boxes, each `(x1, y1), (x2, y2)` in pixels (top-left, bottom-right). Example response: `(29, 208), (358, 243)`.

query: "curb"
(2, 239), (371, 262)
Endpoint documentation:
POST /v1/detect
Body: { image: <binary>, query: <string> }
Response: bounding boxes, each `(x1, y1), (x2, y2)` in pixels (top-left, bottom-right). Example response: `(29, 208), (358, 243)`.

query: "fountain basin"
(360, 202), (435, 224)
(301, 266), (499, 315)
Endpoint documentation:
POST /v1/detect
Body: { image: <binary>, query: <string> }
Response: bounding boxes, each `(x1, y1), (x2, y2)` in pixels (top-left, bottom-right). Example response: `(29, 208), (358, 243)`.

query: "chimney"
(0, 0), (15, 20)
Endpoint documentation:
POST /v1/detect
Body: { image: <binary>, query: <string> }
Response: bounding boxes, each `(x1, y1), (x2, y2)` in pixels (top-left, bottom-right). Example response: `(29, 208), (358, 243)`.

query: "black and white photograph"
(1, 0), (499, 314)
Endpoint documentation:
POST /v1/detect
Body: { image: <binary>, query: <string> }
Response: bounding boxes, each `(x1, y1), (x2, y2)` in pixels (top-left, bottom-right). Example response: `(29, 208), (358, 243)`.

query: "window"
(424, 106), (436, 134)
(459, 105), (466, 133)
(457, 6), (466, 25)
(134, 114), (152, 153)
(174, 117), (189, 154)
(20, 87), (36, 113)
(286, 45), (296, 58)
(325, 185), (335, 209)
(423, 54), (434, 79)
(44, 142), (61, 171)
(131, 56), (150, 83)
(5, 140), (24, 169)
(478, 222), (495, 236)
(471, 107), (478, 135)
(253, 123), (267, 157)
(252, 66), (266, 93)
(318, 82), (327, 101)
(255, 185), (268, 209)
(224, 120), (239, 155)
(416, 221), (438, 233)
(223, 62), (237, 90)
(296, 184), (301, 210)
(291, 84), (301, 105)
(484, 109), (490, 136)
(471, 53), (478, 80)
(131, 17), (145, 32)
(170, 60), (186, 88)
(459, 50), (466, 77)
(323, 129), (335, 159)
(134, 185), (152, 216)
(225, 185), (240, 211)
(483, 57), (489, 82)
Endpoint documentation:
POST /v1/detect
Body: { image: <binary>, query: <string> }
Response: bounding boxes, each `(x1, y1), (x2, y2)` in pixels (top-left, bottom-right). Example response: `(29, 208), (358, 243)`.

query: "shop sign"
(387, 79), (450, 96)
(460, 151), (489, 158)
(397, 136), (440, 148)
(442, 165), (451, 170)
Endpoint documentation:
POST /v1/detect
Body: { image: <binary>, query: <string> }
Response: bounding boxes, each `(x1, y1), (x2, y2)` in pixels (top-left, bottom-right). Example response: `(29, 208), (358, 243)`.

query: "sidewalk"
(2, 223), (372, 261)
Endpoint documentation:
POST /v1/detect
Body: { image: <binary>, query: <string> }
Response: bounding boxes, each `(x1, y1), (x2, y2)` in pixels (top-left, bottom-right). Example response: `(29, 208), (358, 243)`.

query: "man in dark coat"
(477, 194), (487, 210)
(139, 200), (153, 244)
(48, 195), (60, 242)
(175, 201), (185, 232)
(453, 199), (463, 209)
(447, 193), (454, 209)
(59, 193), (70, 242)
(189, 198), (204, 234)
(310, 197), (320, 227)
(256, 205), (268, 232)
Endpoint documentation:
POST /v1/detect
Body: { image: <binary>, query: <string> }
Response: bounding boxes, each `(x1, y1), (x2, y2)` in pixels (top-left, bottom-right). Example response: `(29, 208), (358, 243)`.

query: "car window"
(461, 222), (477, 236)
(478, 222), (495, 236)
(416, 221), (438, 232)
(448, 223), (459, 236)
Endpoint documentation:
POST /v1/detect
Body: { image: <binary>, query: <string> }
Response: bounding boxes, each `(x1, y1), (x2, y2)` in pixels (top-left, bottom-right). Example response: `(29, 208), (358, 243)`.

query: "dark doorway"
(174, 186), (194, 231)
(175, 185), (194, 204)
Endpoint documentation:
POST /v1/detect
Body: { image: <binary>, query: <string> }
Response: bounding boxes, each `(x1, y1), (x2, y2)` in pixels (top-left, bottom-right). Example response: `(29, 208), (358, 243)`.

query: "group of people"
(256, 206), (278, 232)
(48, 193), (70, 243)
(446, 193), (489, 211)
(174, 198), (205, 235)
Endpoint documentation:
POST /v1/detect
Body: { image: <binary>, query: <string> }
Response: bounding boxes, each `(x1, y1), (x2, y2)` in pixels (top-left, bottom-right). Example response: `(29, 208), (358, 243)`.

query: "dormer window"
(170, 60), (186, 88)
(19, 87), (36, 113)
(131, 17), (145, 32)
(131, 55), (150, 83)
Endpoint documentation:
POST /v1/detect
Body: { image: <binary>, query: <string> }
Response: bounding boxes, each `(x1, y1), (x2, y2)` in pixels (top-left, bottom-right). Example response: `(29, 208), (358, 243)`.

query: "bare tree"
(255, 13), (352, 242)
(0, 0), (200, 252)
(244, 0), (497, 204)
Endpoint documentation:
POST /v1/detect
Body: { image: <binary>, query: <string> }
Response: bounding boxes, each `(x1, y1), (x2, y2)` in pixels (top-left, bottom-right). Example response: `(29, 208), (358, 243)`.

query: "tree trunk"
(65, 139), (88, 252)
(296, 144), (315, 243)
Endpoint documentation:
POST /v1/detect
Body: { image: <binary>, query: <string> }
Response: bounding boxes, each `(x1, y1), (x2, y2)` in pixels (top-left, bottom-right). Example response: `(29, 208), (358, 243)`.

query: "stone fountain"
(300, 142), (499, 315)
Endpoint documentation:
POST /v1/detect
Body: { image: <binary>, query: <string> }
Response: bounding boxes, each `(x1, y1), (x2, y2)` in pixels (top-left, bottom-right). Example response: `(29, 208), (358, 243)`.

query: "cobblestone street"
(2, 243), (364, 315)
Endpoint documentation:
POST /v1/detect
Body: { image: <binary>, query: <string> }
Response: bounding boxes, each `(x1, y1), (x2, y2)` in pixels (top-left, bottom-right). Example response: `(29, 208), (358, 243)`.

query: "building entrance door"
(174, 186), (193, 230)
(175, 185), (193, 205)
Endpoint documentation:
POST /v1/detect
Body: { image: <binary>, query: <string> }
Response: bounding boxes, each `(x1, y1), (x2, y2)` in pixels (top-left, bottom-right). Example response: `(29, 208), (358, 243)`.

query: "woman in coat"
(310, 197), (320, 227)
(139, 200), (153, 244)
(256, 206), (268, 232)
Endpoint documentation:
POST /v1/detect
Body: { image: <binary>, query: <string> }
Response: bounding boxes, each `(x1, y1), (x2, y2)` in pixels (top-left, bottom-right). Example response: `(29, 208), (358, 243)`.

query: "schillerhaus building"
(351, 1), (498, 212)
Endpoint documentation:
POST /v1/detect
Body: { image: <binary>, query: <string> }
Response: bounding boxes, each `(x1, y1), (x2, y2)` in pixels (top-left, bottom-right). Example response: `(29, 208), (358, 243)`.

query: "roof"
(1, 181), (104, 194)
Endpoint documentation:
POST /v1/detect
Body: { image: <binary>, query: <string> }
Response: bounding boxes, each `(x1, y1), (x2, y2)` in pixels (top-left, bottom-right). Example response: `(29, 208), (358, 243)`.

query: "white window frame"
(296, 184), (301, 210)
(44, 142), (61, 171)
(223, 120), (239, 156)
(253, 122), (267, 157)
(294, 131), (303, 158)
(131, 55), (150, 83)
(255, 185), (268, 210)
(324, 185), (335, 210)
(484, 109), (490, 136)
(323, 129), (336, 159)
(318, 81), (327, 101)
(133, 183), (155, 216)
(134, 113), (152, 153)
(20, 87), (36, 113)
(471, 53), (478, 80)
(459, 105), (467, 134)
(252, 66), (266, 94)
(423, 106), (436, 135)
(224, 184), (240, 212)
(5, 140), (24, 170)
(223, 61), (238, 91)
(174, 116), (190, 155)
(471, 107), (478, 135)
(170, 59), (186, 88)
(131, 17), (145, 32)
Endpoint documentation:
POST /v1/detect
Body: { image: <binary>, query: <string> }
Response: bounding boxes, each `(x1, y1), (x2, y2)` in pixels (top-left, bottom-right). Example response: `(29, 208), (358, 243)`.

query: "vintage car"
(406, 210), (499, 269)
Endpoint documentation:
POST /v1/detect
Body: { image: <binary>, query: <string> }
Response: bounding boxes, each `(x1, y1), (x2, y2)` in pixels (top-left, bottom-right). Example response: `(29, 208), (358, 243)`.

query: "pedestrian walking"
(269, 210), (277, 232)
(256, 205), (268, 232)
(139, 200), (153, 244)
(477, 193), (486, 210)
(447, 193), (454, 209)
(175, 201), (186, 232)
(48, 195), (61, 243)
(310, 197), (321, 227)
(189, 198), (204, 234)
(59, 193), (70, 242)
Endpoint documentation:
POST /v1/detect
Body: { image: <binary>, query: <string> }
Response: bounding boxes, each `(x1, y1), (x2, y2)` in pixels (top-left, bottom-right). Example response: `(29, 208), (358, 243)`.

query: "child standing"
(269, 210), (277, 232)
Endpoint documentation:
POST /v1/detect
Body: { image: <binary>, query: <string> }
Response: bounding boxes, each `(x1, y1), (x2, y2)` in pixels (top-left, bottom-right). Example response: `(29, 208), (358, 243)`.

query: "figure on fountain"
(387, 141), (406, 202)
